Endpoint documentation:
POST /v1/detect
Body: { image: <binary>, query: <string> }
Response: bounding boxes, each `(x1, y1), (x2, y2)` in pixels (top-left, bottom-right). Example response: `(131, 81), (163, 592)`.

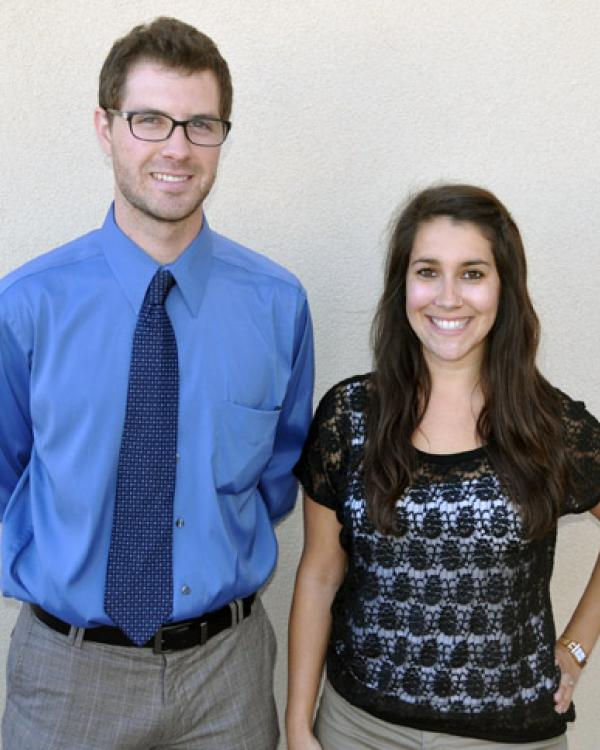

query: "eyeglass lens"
(130, 113), (226, 146)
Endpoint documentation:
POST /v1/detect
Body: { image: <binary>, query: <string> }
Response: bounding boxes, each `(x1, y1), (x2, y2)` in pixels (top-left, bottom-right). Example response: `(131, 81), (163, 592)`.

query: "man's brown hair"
(99, 17), (233, 119)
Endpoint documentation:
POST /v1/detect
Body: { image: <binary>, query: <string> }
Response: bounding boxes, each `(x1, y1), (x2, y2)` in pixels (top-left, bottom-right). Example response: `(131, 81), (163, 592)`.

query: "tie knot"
(147, 269), (176, 306)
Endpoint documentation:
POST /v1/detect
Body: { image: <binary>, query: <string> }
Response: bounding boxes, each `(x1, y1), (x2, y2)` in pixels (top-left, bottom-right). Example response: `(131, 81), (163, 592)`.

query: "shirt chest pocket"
(212, 402), (281, 494)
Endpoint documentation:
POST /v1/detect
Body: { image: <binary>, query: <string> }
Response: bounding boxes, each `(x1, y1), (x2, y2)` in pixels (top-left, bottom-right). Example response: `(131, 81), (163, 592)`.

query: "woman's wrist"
(557, 635), (588, 668)
(285, 707), (314, 734)
(286, 722), (316, 747)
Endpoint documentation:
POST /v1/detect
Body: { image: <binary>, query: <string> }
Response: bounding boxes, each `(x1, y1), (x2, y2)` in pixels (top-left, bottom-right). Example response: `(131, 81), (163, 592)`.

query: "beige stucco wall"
(1, 1), (599, 747)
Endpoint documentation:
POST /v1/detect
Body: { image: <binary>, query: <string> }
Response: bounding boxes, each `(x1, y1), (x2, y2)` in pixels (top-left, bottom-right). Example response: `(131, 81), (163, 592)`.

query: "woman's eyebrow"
(410, 257), (492, 266)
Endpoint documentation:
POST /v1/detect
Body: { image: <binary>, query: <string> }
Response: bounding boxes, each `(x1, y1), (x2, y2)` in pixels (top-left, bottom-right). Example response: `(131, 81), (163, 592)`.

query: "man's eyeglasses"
(105, 109), (232, 147)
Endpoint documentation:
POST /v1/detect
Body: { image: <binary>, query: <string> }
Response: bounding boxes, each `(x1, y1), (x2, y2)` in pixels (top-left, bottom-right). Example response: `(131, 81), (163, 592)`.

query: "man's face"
(96, 61), (223, 231)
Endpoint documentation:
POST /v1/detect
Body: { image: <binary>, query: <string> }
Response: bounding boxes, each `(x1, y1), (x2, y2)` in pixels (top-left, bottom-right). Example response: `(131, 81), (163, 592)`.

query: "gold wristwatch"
(558, 636), (587, 668)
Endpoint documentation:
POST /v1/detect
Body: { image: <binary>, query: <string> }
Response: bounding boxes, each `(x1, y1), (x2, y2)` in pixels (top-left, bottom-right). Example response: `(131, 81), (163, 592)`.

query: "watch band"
(558, 636), (587, 668)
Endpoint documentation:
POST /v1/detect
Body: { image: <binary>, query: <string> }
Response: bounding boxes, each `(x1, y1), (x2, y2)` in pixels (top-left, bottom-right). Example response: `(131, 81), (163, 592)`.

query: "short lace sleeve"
(294, 376), (365, 512)
(561, 391), (600, 514)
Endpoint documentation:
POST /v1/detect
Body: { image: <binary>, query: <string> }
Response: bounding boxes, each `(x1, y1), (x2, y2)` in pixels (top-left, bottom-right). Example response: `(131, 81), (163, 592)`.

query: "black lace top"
(294, 374), (600, 743)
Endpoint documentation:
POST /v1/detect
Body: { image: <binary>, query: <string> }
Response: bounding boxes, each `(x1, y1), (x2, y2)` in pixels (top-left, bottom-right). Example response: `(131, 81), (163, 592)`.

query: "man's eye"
(133, 114), (164, 127)
(189, 118), (215, 132)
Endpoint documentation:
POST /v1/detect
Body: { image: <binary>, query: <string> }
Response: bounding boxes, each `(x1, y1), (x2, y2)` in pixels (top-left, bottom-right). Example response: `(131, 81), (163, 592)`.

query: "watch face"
(560, 637), (587, 666)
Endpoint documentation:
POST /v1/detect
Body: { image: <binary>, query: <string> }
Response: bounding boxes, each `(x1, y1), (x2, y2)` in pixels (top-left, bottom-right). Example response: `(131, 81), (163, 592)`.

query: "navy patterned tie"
(105, 269), (178, 646)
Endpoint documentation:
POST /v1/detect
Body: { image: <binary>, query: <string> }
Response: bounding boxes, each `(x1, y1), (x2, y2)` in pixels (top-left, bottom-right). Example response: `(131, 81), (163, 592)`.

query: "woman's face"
(405, 216), (501, 373)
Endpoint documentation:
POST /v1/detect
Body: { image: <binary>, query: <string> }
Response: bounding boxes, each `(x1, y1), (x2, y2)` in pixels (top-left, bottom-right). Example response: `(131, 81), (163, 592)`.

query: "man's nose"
(160, 123), (194, 158)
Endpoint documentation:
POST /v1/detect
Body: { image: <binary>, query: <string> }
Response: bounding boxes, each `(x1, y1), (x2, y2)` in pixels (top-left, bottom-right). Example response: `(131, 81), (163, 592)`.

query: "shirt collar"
(100, 204), (213, 316)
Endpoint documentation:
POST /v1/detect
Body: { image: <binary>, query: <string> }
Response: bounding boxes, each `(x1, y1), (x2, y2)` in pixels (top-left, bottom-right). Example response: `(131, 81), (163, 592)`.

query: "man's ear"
(94, 107), (113, 157)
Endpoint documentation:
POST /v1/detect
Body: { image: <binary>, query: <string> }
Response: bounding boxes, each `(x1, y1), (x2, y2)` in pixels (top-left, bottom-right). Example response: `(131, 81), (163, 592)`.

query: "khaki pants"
(315, 680), (568, 750)
(2, 600), (278, 750)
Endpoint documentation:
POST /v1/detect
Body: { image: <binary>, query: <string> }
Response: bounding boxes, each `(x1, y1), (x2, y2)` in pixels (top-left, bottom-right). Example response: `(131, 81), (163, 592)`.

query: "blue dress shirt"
(0, 206), (314, 627)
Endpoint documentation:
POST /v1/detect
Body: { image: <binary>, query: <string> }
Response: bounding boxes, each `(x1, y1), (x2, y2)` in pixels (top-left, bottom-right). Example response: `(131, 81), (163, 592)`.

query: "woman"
(286, 185), (600, 749)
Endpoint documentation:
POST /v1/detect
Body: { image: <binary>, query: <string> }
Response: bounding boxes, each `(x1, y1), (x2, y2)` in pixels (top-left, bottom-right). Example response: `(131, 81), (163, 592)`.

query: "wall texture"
(1, 1), (599, 747)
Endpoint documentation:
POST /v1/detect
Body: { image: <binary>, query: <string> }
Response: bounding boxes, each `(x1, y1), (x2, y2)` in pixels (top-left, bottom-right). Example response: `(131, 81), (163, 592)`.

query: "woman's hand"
(552, 510), (600, 714)
(553, 642), (582, 714)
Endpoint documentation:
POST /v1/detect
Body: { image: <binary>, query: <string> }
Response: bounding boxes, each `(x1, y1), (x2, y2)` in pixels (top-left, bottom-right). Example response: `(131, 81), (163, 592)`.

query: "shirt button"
(175, 518), (185, 528)
(181, 584), (191, 595)
(176, 452), (181, 461)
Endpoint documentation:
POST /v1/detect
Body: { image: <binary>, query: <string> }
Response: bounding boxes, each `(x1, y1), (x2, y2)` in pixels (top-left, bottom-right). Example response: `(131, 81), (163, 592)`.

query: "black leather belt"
(31, 594), (255, 654)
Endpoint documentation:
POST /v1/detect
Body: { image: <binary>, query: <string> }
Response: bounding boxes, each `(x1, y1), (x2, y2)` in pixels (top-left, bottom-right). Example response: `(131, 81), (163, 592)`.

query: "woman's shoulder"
(295, 374), (371, 503)
(554, 388), (600, 461)
(316, 372), (372, 417)
(554, 386), (583, 410)
(553, 386), (599, 430)
(551, 386), (600, 514)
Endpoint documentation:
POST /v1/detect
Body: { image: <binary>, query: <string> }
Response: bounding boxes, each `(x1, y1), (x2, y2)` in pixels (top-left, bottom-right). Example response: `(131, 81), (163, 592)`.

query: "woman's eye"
(416, 268), (436, 278)
(463, 269), (484, 280)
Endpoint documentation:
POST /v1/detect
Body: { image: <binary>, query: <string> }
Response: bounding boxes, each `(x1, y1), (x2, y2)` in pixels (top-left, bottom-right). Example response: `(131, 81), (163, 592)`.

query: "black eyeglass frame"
(104, 108), (232, 147)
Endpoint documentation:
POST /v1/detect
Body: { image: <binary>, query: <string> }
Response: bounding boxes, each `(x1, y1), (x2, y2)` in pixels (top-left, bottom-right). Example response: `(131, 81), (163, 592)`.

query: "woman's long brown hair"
(364, 184), (570, 540)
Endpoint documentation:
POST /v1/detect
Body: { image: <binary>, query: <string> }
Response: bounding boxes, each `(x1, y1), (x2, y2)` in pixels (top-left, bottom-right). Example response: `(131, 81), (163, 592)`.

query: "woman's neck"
(413, 358), (485, 455)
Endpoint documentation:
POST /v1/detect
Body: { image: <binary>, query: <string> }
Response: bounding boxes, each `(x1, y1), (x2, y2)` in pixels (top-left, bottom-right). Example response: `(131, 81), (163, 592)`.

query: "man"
(0, 17), (313, 749)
